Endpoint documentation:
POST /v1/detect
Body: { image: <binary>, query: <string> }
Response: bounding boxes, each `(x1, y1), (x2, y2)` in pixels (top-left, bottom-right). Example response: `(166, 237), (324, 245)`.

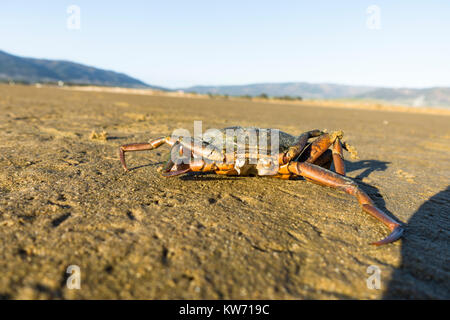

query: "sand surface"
(0, 84), (448, 299)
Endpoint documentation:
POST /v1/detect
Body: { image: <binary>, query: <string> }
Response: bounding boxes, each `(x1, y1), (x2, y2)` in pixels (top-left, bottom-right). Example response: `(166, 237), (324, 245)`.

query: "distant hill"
(183, 82), (377, 99)
(182, 83), (450, 107)
(355, 87), (450, 107)
(0, 50), (165, 90)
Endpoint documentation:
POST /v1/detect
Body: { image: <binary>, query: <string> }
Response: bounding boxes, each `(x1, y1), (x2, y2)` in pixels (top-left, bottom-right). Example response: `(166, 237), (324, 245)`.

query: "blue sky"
(1, 1), (449, 88)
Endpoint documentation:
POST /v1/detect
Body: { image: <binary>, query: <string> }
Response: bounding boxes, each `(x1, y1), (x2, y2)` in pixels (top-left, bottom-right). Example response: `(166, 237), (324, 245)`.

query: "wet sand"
(0, 84), (448, 299)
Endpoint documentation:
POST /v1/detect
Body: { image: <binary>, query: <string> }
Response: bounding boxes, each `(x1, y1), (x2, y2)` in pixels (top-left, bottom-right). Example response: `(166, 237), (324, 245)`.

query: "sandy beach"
(0, 84), (448, 299)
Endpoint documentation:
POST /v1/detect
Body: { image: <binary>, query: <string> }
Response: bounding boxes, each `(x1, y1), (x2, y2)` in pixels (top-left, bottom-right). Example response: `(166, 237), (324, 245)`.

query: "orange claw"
(119, 143), (153, 171)
(119, 137), (172, 172)
(371, 225), (404, 246)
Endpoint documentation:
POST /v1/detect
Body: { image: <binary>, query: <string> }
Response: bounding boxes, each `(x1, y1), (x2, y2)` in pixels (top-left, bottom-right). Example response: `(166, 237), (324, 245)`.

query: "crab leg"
(302, 131), (342, 162)
(299, 131), (346, 175)
(284, 129), (324, 163)
(332, 139), (346, 175)
(162, 158), (220, 177)
(119, 137), (173, 171)
(288, 161), (403, 245)
(312, 149), (333, 170)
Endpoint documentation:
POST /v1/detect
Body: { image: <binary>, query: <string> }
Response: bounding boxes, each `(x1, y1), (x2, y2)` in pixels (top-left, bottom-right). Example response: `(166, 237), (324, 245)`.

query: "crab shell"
(174, 127), (302, 176)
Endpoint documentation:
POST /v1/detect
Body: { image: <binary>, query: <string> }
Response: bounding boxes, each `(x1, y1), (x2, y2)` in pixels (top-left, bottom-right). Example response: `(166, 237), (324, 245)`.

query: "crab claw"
(371, 225), (404, 246)
(161, 164), (191, 177)
(119, 143), (153, 171)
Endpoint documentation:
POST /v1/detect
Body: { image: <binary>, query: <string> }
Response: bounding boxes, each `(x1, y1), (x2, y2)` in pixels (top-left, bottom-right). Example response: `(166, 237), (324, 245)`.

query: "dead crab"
(119, 127), (403, 245)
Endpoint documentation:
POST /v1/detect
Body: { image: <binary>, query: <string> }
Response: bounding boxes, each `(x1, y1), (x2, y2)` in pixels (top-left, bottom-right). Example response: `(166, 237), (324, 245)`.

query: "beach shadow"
(384, 186), (450, 299)
(180, 172), (239, 181)
(126, 161), (165, 172)
(105, 136), (124, 141)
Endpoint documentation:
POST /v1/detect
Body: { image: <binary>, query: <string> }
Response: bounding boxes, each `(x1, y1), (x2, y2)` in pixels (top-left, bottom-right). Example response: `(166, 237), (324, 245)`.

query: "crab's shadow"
(126, 161), (165, 172)
(345, 159), (390, 180)
(341, 159), (396, 220)
(180, 172), (240, 181)
(128, 159), (395, 218)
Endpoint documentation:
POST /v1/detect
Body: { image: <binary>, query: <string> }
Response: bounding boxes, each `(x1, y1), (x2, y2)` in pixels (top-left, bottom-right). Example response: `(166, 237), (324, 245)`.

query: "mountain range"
(182, 83), (377, 99)
(182, 84), (450, 107)
(0, 50), (164, 89)
(1, 50), (449, 107)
